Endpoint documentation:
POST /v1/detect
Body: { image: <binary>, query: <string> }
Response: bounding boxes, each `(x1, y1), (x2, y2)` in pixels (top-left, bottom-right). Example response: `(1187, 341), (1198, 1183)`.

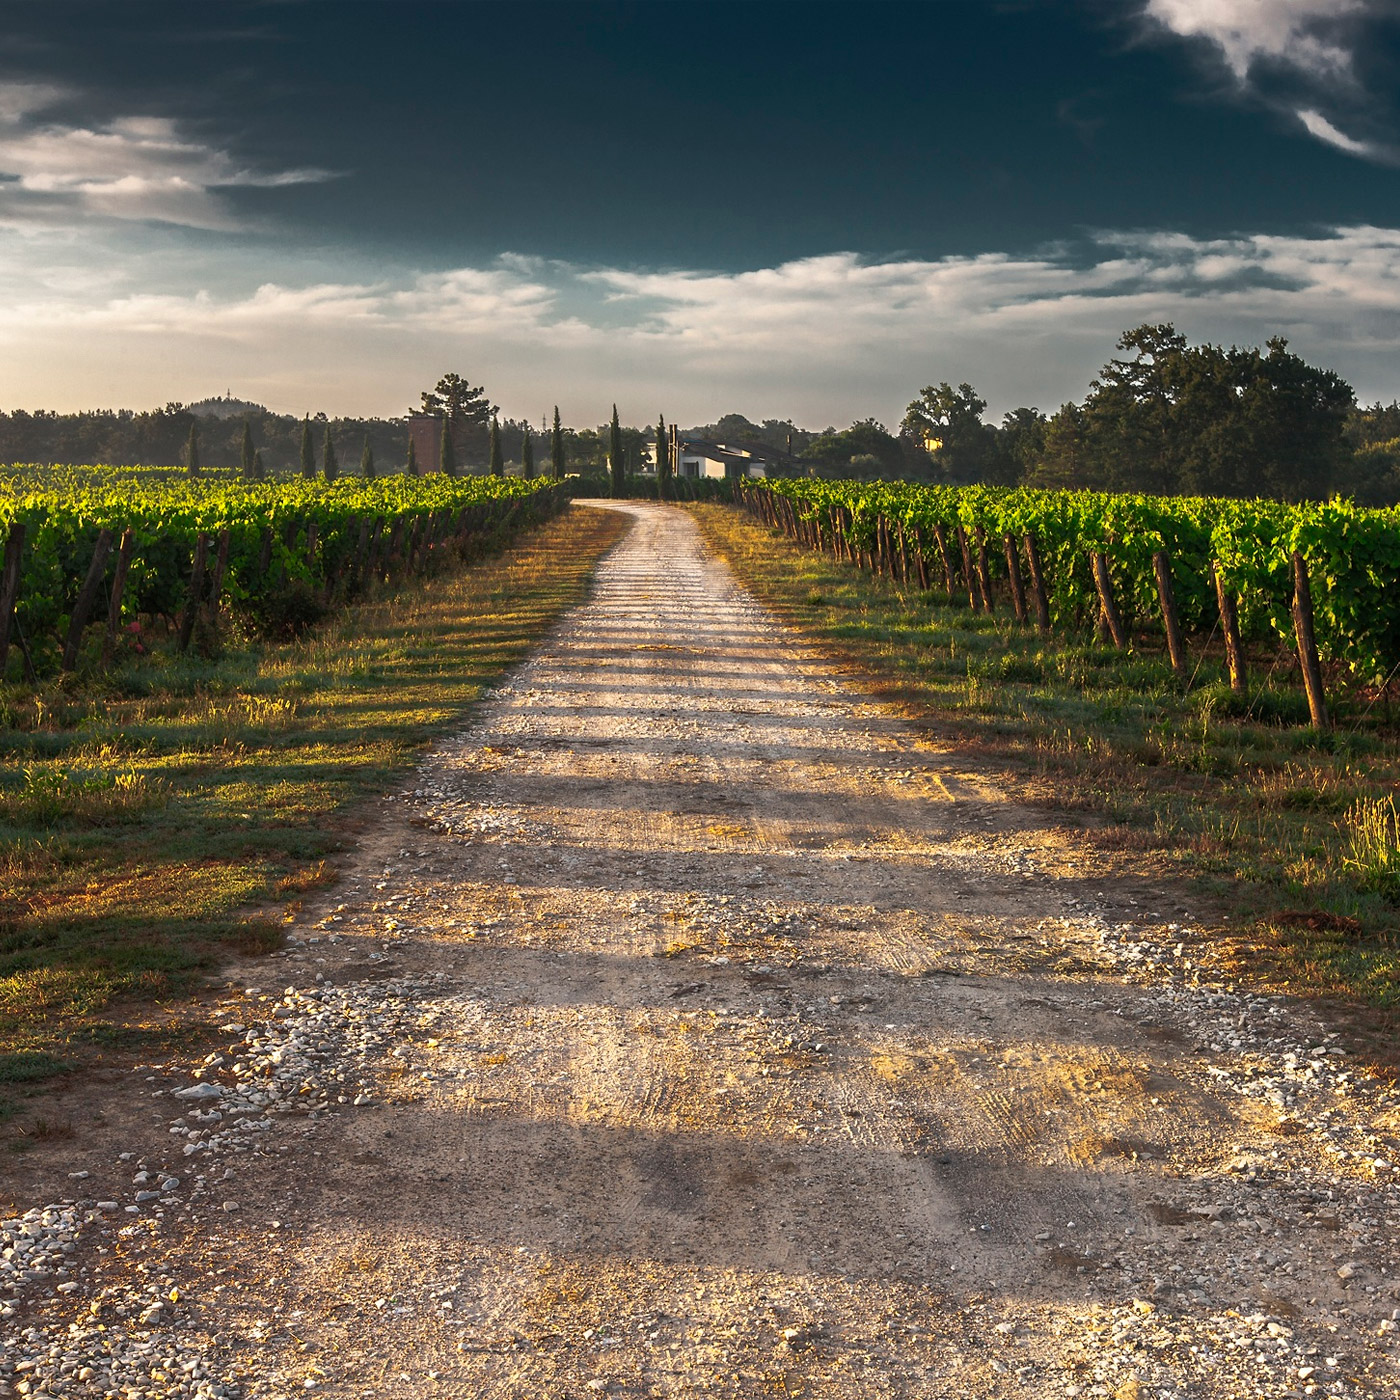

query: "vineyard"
(0, 469), (566, 680)
(738, 478), (1400, 728)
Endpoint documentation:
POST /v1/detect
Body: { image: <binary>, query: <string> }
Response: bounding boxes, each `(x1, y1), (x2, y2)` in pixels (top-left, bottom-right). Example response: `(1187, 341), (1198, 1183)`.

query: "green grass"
(0, 504), (629, 1075)
(692, 503), (1400, 1021)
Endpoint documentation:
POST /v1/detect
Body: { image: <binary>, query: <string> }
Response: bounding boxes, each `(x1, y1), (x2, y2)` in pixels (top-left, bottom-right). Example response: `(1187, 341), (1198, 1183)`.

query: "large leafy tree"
(420, 373), (494, 426)
(1058, 324), (1354, 498)
(901, 383), (1000, 483)
(996, 407), (1048, 482)
(807, 418), (905, 477)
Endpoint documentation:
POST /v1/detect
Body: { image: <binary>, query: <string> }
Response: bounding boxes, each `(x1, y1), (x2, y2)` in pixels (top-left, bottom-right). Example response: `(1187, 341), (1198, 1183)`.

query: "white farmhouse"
(647, 434), (771, 479)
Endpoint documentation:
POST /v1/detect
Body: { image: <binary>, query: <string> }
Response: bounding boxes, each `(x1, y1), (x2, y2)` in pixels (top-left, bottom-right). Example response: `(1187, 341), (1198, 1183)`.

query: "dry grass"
(0, 504), (628, 1087)
(690, 502), (1400, 1020)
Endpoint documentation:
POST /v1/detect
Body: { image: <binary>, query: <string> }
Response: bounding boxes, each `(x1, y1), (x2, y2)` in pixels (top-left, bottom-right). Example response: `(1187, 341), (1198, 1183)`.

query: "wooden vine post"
(366, 517), (386, 579)
(911, 527), (930, 589)
(1291, 551), (1330, 730)
(101, 528), (136, 669)
(973, 527), (995, 613)
(386, 517), (406, 573)
(61, 527), (115, 671)
(1022, 533), (1051, 633)
(207, 529), (232, 623)
(1152, 550), (1188, 678)
(178, 532), (210, 653)
(933, 523), (956, 594)
(1091, 551), (1128, 648)
(0, 520), (25, 676)
(955, 526), (979, 610)
(1210, 563), (1248, 695)
(1002, 533), (1028, 624)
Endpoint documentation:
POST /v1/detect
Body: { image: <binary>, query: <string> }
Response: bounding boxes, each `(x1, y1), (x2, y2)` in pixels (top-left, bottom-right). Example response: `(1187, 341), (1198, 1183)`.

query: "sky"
(2, 0), (1400, 428)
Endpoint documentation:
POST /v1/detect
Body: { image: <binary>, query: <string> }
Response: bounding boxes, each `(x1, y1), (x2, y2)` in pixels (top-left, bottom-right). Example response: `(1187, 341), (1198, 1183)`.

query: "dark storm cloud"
(0, 1), (1399, 416)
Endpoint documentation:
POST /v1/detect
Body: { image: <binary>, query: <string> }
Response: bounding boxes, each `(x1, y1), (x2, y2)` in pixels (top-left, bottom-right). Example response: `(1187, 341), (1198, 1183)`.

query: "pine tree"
(551, 405), (566, 480)
(240, 420), (255, 479)
(185, 422), (200, 477)
(521, 426), (535, 479)
(300, 417), (315, 478)
(253, 448), (265, 481)
(489, 415), (504, 476)
(407, 435), (419, 475)
(609, 404), (624, 498)
(322, 424), (339, 481)
(439, 417), (456, 476)
(655, 413), (669, 496)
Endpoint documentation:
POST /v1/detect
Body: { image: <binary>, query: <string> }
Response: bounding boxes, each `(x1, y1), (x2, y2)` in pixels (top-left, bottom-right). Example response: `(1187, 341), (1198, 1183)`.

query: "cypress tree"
(299, 417), (315, 478)
(407, 435), (419, 475)
(240, 420), (255, 479)
(252, 448), (265, 481)
(322, 424), (339, 481)
(655, 413), (669, 496)
(489, 415), (503, 476)
(550, 405), (565, 479)
(361, 434), (375, 478)
(439, 417), (456, 476)
(521, 425), (535, 478)
(609, 404), (624, 498)
(185, 421), (200, 477)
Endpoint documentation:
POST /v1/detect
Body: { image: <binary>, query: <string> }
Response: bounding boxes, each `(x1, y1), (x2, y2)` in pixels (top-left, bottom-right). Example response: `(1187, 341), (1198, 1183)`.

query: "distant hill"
(186, 395), (267, 420)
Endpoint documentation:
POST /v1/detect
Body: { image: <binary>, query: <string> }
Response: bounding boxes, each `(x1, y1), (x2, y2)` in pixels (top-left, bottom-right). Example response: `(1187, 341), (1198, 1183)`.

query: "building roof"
(678, 436), (786, 469)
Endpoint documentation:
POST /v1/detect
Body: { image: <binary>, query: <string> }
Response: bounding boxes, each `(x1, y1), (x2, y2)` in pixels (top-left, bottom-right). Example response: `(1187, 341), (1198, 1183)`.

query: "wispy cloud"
(1142, 0), (1392, 162)
(1296, 107), (1381, 156)
(1, 227), (1399, 422)
(0, 83), (334, 230)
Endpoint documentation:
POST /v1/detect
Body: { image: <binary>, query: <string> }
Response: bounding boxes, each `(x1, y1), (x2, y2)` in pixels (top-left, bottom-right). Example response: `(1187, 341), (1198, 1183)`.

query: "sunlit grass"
(0, 505), (628, 1082)
(691, 503), (1400, 1014)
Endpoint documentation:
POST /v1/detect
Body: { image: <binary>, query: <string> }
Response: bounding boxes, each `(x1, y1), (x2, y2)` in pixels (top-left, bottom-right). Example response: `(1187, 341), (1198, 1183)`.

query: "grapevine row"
(0, 471), (567, 680)
(736, 479), (1400, 726)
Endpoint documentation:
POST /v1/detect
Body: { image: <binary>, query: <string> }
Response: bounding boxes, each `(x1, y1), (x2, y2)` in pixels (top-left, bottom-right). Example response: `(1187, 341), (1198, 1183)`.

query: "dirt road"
(5, 502), (1400, 1398)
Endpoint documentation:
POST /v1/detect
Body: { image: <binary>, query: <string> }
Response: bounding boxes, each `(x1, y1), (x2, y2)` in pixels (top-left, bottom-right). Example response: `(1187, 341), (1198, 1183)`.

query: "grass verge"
(0, 503), (628, 1097)
(690, 503), (1400, 1027)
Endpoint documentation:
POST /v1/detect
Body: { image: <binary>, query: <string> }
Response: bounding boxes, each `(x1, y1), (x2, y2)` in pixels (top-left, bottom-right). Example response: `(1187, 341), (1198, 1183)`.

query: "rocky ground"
(3, 501), (1399, 1398)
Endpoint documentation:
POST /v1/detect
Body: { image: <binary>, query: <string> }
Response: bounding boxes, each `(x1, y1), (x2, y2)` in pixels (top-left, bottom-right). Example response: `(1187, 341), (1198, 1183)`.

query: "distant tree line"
(10, 331), (1400, 502)
(785, 323), (1392, 503)
(0, 403), (411, 476)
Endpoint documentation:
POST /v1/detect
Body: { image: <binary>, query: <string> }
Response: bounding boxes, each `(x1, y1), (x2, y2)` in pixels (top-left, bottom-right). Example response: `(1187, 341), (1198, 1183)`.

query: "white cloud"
(0, 83), (332, 229)
(1143, 0), (1394, 161)
(2, 227), (1400, 424)
(1144, 0), (1363, 82)
(1296, 107), (1383, 156)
